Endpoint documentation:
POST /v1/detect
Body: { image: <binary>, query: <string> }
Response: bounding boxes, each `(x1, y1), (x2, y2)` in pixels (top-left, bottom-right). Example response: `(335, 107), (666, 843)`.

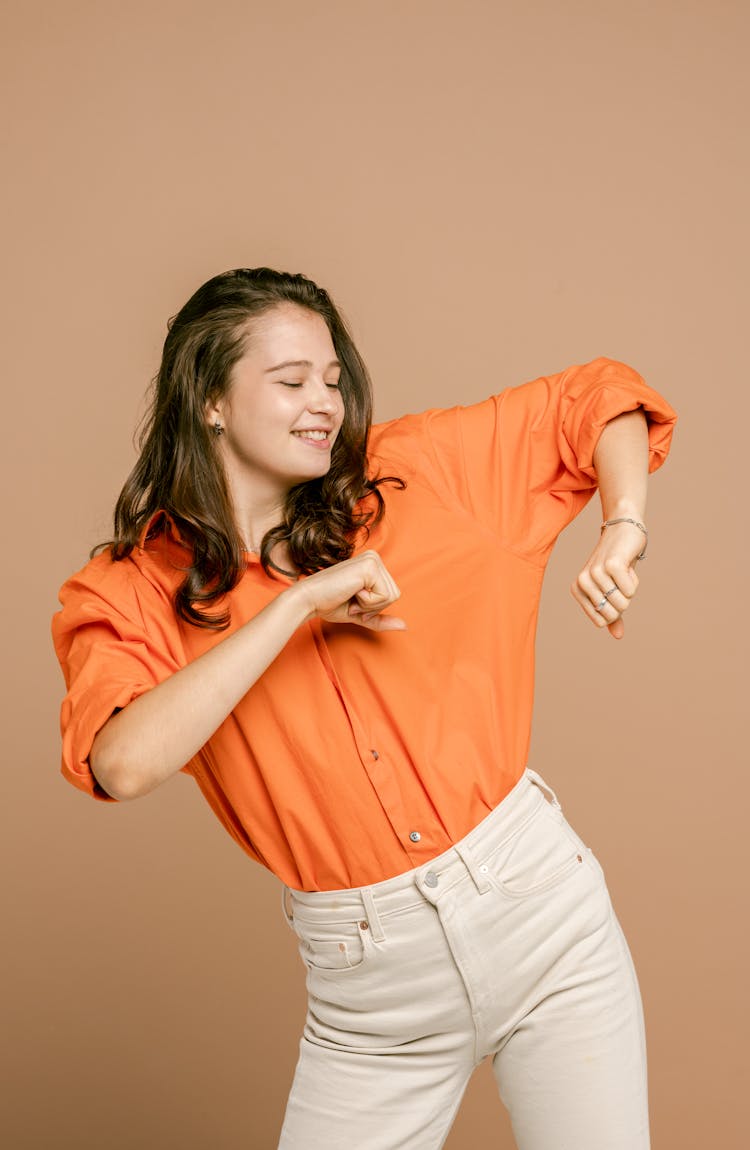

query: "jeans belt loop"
(454, 842), (492, 895)
(360, 887), (386, 942)
(525, 767), (562, 810)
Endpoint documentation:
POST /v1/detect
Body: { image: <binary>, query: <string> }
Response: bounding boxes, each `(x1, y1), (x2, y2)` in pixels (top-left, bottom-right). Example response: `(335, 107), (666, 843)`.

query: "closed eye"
(279, 381), (341, 390)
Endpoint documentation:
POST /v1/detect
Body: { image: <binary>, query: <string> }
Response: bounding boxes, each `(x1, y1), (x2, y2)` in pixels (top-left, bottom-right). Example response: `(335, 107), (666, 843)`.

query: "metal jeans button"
(424, 871), (438, 888)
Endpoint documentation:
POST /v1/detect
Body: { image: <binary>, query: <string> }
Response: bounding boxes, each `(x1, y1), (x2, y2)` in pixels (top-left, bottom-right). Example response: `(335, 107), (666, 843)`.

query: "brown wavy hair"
(100, 267), (403, 629)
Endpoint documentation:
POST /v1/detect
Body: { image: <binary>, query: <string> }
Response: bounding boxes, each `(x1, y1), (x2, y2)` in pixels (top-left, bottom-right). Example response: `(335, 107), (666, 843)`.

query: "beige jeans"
(279, 768), (649, 1150)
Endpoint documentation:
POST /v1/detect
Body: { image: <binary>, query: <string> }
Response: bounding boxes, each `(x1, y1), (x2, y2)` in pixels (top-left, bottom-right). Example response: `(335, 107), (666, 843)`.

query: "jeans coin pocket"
(293, 918), (368, 973)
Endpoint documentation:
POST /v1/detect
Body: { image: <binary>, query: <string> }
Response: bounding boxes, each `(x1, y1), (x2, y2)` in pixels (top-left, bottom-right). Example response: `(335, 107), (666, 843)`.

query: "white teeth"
(294, 430), (328, 440)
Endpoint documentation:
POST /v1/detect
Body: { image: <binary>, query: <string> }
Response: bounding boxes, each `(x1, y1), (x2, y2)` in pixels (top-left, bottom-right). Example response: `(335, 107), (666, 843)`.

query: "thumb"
(357, 612), (408, 631)
(607, 617), (625, 640)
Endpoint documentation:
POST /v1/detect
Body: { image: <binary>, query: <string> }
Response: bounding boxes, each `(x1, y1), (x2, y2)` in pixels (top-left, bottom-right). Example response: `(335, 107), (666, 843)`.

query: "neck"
(239, 510), (286, 554)
(229, 485), (288, 554)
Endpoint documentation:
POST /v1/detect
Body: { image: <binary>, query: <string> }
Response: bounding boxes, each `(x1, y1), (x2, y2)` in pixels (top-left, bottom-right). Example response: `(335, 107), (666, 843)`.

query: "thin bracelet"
(600, 517), (648, 560)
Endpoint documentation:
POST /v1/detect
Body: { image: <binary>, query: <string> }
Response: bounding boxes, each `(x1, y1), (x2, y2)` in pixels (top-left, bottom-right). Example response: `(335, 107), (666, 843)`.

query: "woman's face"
(208, 303), (345, 503)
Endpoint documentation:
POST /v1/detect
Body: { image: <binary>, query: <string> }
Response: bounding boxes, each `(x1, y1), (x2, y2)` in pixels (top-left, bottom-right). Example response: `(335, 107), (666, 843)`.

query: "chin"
(286, 462), (333, 488)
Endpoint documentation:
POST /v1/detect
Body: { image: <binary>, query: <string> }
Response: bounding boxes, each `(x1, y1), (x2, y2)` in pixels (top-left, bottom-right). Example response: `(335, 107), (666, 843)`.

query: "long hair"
(99, 267), (403, 629)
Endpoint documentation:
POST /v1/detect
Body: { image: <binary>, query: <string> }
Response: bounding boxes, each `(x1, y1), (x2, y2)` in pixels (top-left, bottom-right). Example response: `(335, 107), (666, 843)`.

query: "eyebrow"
(264, 359), (342, 373)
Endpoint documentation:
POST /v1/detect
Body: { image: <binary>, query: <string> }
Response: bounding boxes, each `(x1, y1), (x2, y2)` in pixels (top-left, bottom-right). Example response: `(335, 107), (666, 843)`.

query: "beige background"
(2, 1), (747, 1146)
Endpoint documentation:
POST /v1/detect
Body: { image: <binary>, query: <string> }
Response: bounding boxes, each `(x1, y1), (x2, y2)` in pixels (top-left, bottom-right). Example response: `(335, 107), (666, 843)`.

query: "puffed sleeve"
(371, 356), (677, 560)
(51, 552), (185, 801)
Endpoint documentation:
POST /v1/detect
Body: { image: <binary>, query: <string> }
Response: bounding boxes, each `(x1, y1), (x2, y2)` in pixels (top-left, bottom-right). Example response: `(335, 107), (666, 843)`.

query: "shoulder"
(58, 550), (145, 611)
(60, 544), (180, 602)
(53, 542), (185, 649)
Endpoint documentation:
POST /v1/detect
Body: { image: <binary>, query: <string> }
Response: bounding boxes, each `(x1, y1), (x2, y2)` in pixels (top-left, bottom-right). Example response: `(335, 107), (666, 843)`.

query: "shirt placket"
(308, 618), (438, 865)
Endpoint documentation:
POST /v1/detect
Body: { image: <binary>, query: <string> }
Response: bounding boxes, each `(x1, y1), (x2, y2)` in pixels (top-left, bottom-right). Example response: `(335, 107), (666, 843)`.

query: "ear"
(204, 395), (225, 435)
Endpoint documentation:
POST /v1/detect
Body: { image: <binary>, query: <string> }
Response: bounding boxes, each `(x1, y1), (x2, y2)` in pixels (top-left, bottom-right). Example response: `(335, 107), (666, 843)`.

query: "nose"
(307, 378), (342, 414)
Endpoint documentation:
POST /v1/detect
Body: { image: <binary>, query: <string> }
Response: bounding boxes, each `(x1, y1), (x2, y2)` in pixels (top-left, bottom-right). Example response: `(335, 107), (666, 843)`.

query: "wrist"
(280, 580), (317, 627)
(599, 516), (649, 560)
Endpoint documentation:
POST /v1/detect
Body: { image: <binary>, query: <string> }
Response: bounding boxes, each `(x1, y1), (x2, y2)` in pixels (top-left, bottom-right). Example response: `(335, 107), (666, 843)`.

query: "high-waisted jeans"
(279, 768), (649, 1150)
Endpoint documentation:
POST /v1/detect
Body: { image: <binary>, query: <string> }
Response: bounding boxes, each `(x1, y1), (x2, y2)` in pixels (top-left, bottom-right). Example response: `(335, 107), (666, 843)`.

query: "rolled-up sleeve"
(51, 555), (183, 801)
(555, 356), (675, 481)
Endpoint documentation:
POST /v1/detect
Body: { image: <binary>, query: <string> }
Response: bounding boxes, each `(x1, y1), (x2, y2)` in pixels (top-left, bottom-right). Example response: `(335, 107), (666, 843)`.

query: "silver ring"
(595, 597), (608, 611)
(603, 585), (618, 599)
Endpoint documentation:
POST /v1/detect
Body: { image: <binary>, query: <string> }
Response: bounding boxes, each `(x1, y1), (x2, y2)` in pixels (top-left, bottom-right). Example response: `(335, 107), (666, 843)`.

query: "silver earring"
(213, 422), (224, 436)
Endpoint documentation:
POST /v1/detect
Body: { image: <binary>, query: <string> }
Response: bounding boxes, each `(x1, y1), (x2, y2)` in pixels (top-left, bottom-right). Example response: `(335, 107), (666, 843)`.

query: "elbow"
(89, 742), (150, 802)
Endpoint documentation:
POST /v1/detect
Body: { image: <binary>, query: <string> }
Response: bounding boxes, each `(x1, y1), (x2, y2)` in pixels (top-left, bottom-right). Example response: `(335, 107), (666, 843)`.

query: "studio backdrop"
(1, 2), (747, 1147)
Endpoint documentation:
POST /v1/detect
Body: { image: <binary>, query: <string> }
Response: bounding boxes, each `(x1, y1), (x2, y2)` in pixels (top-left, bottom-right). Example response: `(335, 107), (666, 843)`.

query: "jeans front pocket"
(488, 799), (588, 899)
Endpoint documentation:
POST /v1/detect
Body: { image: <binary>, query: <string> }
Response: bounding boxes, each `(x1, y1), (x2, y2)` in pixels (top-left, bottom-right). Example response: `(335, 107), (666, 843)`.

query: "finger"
(573, 573), (621, 628)
(596, 558), (639, 602)
(591, 579), (629, 616)
(571, 591), (612, 629)
(353, 584), (399, 614)
(590, 596), (619, 626)
(603, 559), (639, 598)
(359, 551), (401, 600)
(354, 612), (408, 632)
(593, 559), (641, 618)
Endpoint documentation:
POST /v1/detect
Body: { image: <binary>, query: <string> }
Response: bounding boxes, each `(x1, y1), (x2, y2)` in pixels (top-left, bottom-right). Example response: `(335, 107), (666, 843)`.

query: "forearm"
(592, 408), (649, 520)
(90, 584), (312, 800)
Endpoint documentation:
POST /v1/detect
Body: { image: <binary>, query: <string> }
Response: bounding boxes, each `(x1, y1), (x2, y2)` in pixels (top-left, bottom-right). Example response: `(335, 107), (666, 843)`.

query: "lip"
(291, 428), (335, 449)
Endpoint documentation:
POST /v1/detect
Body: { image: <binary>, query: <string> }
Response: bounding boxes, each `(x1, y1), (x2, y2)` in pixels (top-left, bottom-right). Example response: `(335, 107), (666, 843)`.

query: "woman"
(52, 267), (677, 1149)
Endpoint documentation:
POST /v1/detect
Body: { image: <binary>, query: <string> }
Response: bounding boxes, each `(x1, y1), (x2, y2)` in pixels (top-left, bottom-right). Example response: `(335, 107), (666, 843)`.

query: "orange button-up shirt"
(52, 357), (677, 891)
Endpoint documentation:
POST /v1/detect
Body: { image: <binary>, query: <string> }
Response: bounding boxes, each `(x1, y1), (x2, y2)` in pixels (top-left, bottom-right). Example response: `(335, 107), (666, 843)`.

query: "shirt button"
(370, 749), (380, 760)
(409, 831), (421, 843)
(424, 871), (438, 888)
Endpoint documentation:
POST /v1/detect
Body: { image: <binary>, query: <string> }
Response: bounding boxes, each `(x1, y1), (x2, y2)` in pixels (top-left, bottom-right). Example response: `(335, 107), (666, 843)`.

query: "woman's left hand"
(570, 519), (645, 639)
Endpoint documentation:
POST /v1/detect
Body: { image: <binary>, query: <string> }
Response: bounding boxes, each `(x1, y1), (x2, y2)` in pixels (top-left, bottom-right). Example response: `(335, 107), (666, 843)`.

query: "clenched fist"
(293, 550), (406, 632)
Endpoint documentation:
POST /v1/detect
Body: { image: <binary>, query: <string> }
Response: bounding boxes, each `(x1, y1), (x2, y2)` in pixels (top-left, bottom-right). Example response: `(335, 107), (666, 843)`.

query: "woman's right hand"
(293, 550), (407, 632)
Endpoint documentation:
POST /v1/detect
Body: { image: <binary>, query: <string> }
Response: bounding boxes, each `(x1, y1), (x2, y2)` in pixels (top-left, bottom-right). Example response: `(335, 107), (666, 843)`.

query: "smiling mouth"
(292, 430), (332, 442)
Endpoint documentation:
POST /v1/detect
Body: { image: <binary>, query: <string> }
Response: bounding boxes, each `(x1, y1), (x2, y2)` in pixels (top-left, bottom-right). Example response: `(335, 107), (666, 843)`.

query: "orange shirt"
(52, 357), (677, 891)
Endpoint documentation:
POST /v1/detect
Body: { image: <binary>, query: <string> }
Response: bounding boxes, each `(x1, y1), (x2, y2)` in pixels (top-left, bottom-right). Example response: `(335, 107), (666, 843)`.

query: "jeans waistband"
(282, 767), (561, 934)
